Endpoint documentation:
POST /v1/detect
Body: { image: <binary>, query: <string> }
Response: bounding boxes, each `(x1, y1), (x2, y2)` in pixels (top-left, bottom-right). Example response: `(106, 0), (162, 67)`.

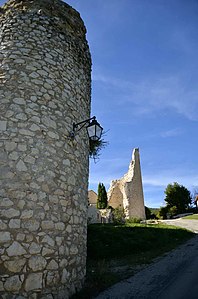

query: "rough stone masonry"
(0, 0), (91, 298)
(108, 148), (146, 220)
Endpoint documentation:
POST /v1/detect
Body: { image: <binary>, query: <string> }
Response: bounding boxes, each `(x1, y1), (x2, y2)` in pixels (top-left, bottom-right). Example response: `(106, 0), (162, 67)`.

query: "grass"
(72, 222), (195, 299)
(183, 214), (198, 220)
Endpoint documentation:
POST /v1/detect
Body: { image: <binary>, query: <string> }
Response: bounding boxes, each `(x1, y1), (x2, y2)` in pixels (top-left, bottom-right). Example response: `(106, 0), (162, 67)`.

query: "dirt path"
(94, 219), (198, 299)
(161, 218), (198, 233)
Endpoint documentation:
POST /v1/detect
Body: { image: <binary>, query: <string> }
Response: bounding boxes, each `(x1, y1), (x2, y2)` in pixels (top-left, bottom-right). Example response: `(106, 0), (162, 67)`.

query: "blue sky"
(1, 0), (198, 207)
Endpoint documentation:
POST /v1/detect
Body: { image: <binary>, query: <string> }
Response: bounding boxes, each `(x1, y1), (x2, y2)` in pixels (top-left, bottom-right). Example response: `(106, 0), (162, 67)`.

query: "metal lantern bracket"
(69, 116), (103, 140)
(73, 116), (96, 134)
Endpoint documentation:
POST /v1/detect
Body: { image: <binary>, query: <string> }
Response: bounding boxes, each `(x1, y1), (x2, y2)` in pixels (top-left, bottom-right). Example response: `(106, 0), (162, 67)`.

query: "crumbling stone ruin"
(108, 148), (146, 220)
(0, 0), (91, 297)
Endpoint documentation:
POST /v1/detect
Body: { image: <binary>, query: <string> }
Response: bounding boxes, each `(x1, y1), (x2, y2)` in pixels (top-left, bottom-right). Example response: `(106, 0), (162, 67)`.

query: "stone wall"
(88, 190), (97, 206)
(0, 0), (91, 298)
(108, 148), (146, 220)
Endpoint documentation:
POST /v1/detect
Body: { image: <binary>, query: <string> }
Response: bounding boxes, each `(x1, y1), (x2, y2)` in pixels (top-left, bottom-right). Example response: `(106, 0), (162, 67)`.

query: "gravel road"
(94, 219), (198, 299)
(161, 218), (198, 233)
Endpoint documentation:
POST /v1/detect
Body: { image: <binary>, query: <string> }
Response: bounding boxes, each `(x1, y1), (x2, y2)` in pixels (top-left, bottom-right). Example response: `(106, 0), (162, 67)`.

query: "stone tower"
(108, 148), (146, 220)
(0, 0), (91, 298)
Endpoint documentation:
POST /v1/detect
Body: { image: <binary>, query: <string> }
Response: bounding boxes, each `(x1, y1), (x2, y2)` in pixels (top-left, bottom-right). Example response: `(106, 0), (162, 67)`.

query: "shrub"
(112, 207), (125, 224)
(126, 217), (141, 224)
(145, 206), (152, 219)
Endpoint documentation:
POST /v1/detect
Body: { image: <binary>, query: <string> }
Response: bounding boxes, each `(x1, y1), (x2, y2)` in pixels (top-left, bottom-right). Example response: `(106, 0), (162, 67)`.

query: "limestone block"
(4, 275), (22, 292)
(26, 193), (38, 202)
(41, 220), (55, 230)
(24, 156), (35, 164)
(46, 271), (60, 287)
(28, 256), (47, 271)
(61, 269), (69, 284)
(0, 198), (13, 207)
(5, 141), (17, 151)
(42, 247), (55, 256)
(0, 220), (7, 230)
(7, 241), (26, 256)
(60, 259), (68, 268)
(16, 233), (26, 241)
(0, 232), (11, 243)
(56, 237), (63, 246)
(18, 144), (27, 151)
(63, 159), (70, 166)
(21, 220), (40, 231)
(25, 273), (42, 291)
(17, 200), (26, 209)
(9, 219), (21, 229)
(0, 208), (20, 218)
(14, 59), (25, 64)
(4, 258), (26, 272)
(21, 210), (34, 219)
(29, 242), (41, 254)
(0, 121), (7, 131)
(26, 234), (33, 242)
(29, 124), (40, 131)
(66, 225), (72, 233)
(68, 175), (76, 186)
(15, 113), (27, 121)
(60, 200), (68, 207)
(55, 222), (65, 231)
(46, 259), (59, 270)
(19, 129), (35, 136)
(41, 235), (55, 247)
(70, 245), (78, 255)
(13, 98), (26, 105)
(9, 152), (20, 160)
(42, 116), (57, 129)
(16, 160), (28, 172)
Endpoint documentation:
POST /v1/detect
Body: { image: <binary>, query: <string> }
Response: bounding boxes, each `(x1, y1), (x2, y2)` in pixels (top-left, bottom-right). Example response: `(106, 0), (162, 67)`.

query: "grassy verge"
(183, 214), (198, 220)
(72, 222), (194, 299)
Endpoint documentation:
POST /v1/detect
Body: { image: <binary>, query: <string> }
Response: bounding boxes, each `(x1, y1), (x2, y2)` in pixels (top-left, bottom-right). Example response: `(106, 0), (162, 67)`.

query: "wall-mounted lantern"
(70, 116), (103, 141)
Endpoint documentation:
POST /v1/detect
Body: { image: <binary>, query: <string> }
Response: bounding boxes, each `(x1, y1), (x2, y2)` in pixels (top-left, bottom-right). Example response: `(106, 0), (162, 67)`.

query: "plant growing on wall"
(89, 134), (108, 161)
(97, 183), (108, 209)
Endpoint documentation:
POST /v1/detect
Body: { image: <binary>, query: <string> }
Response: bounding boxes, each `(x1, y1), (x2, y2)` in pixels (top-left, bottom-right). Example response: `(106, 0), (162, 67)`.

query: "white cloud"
(143, 173), (198, 190)
(93, 71), (198, 121)
(160, 128), (183, 138)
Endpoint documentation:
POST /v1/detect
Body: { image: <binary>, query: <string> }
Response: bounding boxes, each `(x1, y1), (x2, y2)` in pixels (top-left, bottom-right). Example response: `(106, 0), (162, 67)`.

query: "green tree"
(169, 205), (177, 217)
(158, 206), (170, 219)
(164, 182), (192, 214)
(97, 183), (108, 209)
(145, 206), (152, 219)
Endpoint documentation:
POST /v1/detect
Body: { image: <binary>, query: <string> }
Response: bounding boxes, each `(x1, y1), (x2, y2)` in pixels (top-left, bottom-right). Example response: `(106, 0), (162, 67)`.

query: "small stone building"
(87, 205), (101, 224)
(88, 190), (97, 207)
(88, 190), (113, 223)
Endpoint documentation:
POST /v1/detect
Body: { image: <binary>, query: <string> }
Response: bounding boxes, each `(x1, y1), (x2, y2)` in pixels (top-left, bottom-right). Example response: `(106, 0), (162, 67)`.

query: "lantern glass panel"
(95, 124), (103, 139)
(87, 124), (96, 139)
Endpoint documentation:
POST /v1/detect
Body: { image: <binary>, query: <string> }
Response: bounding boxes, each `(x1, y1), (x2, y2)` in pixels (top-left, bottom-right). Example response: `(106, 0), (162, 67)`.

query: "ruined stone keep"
(108, 148), (146, 220)
(0, 0), (91, 298)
